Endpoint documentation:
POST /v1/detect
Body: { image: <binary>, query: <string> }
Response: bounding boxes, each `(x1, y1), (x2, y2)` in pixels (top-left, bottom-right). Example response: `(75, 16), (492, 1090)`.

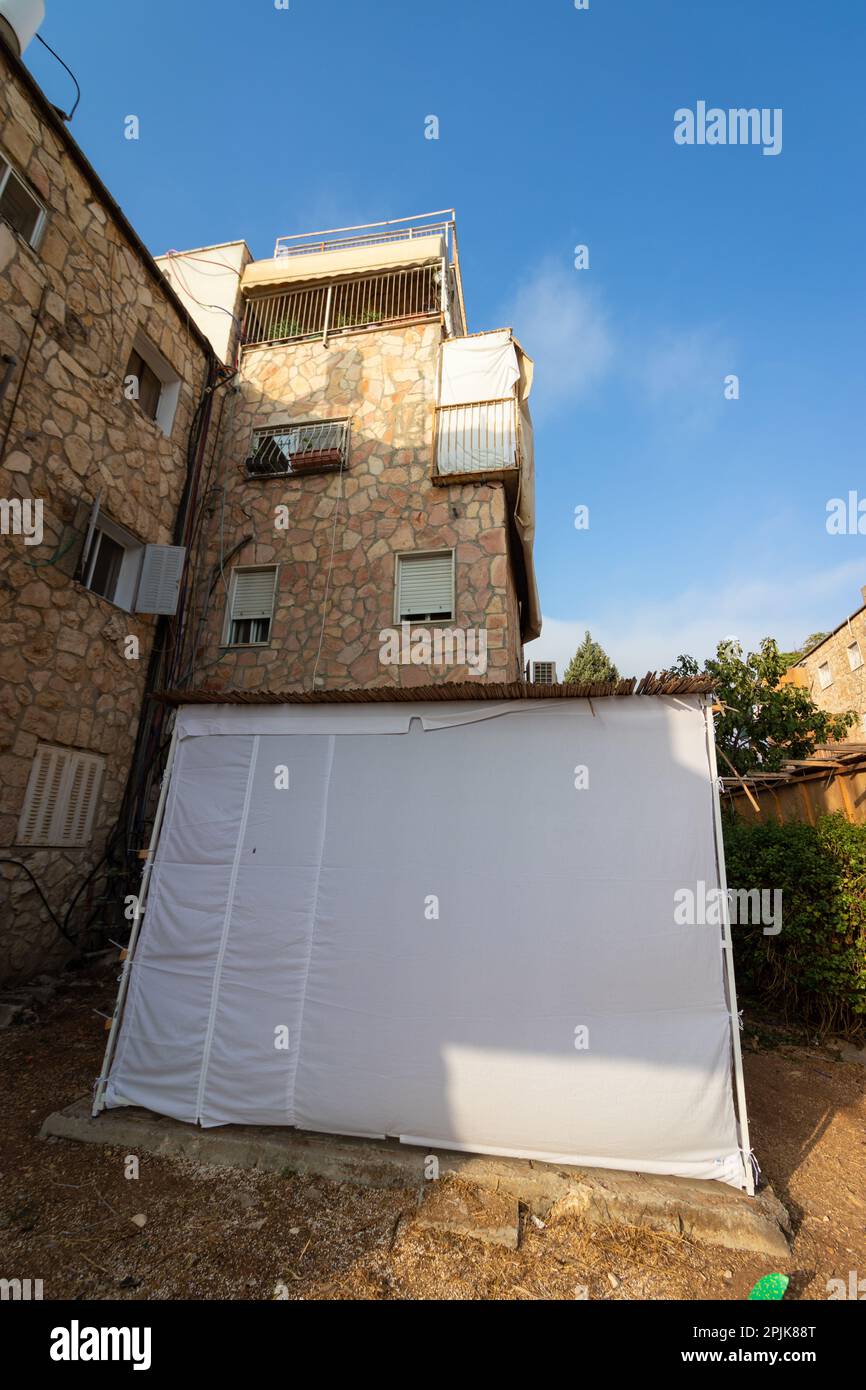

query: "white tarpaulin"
(104, 696), (750, 1189)
(438, 328), (521, 406)
(436, 330), (541, 641)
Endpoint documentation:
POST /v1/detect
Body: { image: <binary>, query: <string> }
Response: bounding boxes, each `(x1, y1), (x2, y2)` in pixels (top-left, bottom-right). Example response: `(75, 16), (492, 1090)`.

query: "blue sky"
(24, 0), (866, 675)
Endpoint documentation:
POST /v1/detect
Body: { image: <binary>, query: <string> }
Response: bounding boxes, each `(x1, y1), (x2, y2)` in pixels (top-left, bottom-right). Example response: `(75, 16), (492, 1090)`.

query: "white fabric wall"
(438, 329), (520, 406)
(106, 697), (749, 1188)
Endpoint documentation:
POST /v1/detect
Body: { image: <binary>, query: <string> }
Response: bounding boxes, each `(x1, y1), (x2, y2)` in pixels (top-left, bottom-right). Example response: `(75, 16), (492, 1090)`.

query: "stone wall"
(793, 596), (866, 742)
(0, 49), (211, 982)
(190, 321), (525, 690)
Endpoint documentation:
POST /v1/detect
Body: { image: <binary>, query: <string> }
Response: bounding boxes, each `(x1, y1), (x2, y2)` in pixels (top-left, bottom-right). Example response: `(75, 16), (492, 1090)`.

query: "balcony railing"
(273, 211), (456, 260)
(243, 265), (442, 347)
(245, 419), (350, 478)
(434, 398), (520, 479)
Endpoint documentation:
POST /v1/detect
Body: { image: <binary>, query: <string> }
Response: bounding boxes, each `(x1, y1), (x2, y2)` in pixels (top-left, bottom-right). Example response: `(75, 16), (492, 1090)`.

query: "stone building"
(163, 218), (541, 692)
(0, 54), (542, 984)
(0, 35), (217, 983)
(787, 584), (866, 742)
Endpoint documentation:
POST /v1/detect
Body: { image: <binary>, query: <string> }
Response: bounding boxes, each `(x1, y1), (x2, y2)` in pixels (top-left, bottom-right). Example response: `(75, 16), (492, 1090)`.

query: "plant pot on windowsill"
(290, 448), (343, 471)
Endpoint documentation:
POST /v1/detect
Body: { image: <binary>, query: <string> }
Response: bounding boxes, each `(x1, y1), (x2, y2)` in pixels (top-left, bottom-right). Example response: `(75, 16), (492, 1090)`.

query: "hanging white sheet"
(438, 329), (521, 406)
(105, 697), (749, 1188)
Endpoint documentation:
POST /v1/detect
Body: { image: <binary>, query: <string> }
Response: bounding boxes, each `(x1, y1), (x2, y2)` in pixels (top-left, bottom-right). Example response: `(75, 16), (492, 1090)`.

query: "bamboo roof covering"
(154, 673), (716, 707)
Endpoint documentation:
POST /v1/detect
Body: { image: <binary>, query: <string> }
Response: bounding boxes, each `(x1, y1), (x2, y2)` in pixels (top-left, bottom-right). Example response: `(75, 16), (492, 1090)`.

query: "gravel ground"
(0, 969), (864, 1301)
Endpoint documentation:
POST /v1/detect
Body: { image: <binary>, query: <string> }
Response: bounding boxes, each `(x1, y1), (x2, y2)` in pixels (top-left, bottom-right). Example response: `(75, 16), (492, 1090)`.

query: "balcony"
(245, 419), (350, 478)
(241, 211), (466, 346)
(433, 398), (520, 482)
(243, 265), (441, 347)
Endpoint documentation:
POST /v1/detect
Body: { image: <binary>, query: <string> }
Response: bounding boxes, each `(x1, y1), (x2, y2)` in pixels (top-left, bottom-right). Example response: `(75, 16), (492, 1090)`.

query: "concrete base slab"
(415, 1183), (520, 1249)
(41, 1098), (790, 1258)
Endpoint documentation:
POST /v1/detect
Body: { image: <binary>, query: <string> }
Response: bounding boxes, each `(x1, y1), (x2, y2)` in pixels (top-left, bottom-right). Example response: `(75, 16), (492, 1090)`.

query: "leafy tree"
(563, 630), (620, 684)
(775, 632), (829, 670)
(671, 638), (856, 773)
(778, 649), (805, 670)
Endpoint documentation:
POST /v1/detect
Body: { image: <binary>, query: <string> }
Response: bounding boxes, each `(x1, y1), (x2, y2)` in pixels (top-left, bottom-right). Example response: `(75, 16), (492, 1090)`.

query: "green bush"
(723, 813), (866, 1033)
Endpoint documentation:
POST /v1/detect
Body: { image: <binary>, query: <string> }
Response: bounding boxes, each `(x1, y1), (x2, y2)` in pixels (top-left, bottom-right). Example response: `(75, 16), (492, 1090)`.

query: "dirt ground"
(0, 969), (864, 1301)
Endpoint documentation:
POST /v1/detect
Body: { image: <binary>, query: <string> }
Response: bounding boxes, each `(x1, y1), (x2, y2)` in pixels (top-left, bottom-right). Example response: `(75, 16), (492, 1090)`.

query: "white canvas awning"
(103, 696), (750, 1189)
(436, 330), (541, 641)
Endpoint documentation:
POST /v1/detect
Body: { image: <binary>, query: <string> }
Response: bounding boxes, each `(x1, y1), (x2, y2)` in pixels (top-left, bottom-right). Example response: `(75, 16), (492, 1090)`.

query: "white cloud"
(526, 558), (866, 678)
(633, 324), (735, 434)
(503, 261), (615, 416)
(503, 260), (735, 434)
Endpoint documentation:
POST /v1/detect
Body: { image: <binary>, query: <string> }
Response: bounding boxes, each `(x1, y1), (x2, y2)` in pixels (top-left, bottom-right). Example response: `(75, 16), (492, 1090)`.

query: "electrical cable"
(34, 32), (81, 120)
(0, 859), (76, 945)
(0, 286), (45, 464)
(311, 453), (347, 688)
(162, 255), (245, 333)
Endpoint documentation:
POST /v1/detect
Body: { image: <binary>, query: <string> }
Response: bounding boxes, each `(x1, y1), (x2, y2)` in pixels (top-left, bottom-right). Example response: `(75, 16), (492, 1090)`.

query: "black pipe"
(0, 286), (45, 464)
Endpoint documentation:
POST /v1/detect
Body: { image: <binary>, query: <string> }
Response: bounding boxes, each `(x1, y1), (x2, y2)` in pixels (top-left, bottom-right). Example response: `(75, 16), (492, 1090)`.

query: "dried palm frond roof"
(154, 672), (715, 706)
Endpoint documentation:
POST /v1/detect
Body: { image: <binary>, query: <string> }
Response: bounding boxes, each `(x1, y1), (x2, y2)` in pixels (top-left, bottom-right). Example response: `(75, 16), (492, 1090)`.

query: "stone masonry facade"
(190, 321), (525, 690)
(0, 47), (532, 985)
(0, 45), (212, 983)
(791, 586), (866, 743)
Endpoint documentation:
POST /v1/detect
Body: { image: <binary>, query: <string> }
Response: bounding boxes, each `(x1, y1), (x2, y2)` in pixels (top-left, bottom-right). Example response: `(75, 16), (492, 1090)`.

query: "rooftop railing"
(273, 210), (456, 261)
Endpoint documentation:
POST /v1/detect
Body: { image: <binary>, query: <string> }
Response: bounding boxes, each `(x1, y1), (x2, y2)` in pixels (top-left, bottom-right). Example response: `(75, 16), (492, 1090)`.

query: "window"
(395, 551), (455, 622)
(17, 745), (105, 847)
(246, 419), (350, 478)
(125, 349), (162, 421)
(224, 567), (278, 646)
(84, 515), (143, 609)
(818, 661), (833, 689)
(848, 642), (863, 671)
(0, 153), (46, 248)
(80, 505), (186, 614)
(124, 332), (181, 436)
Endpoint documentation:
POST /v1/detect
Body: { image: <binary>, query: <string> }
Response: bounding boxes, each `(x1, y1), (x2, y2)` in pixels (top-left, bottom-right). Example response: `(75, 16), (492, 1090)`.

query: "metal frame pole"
(92, 715), (180, 1117)
(705, 696), (755, 1194)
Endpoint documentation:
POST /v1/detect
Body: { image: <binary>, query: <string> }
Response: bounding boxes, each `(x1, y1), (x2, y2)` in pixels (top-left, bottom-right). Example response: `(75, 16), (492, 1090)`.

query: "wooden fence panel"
(724, 767), (866, 824)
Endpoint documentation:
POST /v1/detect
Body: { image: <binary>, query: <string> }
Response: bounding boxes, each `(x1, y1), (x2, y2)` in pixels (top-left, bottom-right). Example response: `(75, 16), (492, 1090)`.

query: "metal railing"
(245, 419), (350, 477)
(434, 398), (520, 477)
(243, 265), (442, 346)
(273, 211), (456, 260)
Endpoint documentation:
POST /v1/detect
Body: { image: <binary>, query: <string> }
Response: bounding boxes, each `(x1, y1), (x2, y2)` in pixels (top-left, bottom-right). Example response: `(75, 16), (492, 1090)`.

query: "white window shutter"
(17, 746), (105, 847)
(58, 754), (104, 847)
(135, 544), (186, 615)
(18, 746), (68, 846)
(231, 569), (277, 620)
(398, 553), (453, 619)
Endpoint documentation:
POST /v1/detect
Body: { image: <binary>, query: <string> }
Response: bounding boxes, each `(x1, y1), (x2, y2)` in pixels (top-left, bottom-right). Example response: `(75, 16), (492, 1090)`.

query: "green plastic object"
(748, 1273), (789, 1300)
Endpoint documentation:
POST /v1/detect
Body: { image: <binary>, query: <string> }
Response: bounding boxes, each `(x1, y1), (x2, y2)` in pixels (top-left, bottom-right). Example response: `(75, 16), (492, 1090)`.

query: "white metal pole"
(705, 696), (755, 1195)
(322, 283), (333, 347)
(441, 255), (454, 338)
(92, 715), (180, 1117)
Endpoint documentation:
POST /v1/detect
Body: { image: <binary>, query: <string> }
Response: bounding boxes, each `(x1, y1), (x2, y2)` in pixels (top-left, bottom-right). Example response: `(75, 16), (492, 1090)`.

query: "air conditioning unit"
(531, 661), (558, 685)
